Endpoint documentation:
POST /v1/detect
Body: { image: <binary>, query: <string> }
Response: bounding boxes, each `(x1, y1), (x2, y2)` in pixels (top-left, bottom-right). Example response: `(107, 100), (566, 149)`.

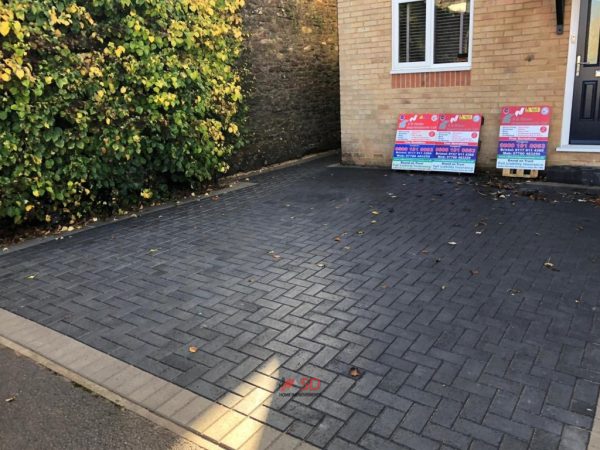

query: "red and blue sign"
(496, 106), (552, 170)
(392, 113), (482, 174)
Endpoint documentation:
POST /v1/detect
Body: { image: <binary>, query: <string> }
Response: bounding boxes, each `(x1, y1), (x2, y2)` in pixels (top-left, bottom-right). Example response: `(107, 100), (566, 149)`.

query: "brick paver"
(1, 157), (600, 449)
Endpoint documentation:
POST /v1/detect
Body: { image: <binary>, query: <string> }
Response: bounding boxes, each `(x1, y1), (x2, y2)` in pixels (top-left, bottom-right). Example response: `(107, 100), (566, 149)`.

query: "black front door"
(570, 0), (600, 144)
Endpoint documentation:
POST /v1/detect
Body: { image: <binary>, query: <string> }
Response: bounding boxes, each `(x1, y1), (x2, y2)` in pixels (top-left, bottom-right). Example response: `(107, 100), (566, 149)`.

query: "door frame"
(559, 0), (600, 152)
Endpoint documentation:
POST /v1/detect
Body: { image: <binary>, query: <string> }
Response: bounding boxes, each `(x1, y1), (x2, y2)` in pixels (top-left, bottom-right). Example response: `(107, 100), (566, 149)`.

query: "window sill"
(557, 145), (600, 153)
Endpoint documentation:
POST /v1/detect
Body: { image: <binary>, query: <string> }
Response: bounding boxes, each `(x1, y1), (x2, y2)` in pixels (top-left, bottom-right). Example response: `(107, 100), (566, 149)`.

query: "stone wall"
(229, 0), (341, 172)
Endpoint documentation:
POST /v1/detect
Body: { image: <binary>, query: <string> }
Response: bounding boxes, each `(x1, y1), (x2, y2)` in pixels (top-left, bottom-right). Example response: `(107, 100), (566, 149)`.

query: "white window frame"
(391, 0), (474, 74)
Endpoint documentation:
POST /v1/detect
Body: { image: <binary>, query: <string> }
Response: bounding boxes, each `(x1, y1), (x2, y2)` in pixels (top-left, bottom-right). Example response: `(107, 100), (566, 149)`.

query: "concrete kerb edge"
(0, 309), (315, 450)
(516, 181), (600, 195)
(220, 149), (340, 184)
(327, 163), (388, 170)
(0, 333), (224, 450)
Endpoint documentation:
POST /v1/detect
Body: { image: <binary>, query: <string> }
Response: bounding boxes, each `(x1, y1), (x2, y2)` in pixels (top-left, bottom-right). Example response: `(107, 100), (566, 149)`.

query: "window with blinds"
(434, 0), (470, 63)
(398, 1), (426, 63)
(392, 0), (473, 72)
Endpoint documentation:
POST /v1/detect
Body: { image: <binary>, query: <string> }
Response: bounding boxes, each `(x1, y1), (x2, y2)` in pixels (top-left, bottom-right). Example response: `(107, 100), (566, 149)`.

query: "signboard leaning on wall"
(392, 113), (482, 174)
(496, 106), (552, 171)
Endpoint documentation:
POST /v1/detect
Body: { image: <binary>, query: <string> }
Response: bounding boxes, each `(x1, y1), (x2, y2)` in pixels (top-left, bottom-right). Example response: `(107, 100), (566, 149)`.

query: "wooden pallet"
(502, 168), (539, 179)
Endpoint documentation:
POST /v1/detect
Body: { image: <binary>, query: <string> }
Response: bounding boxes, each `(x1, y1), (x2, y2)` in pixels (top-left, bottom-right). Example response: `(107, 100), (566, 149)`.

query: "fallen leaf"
(441, 285), (446, 290)
(344, 246), (351, 250)
(448, 241), (457, 246)
(544, 259), (560, 271)
(357, 230), (364, 235)
(188, 346), (198, 353)
(507, 288), (521, 296)
(148, 248), (159, 254)
(317, 263), (325, 268)
(349, 367), (361, 378)
(26, 274), (36, 280)
(334, 236), (341, 242)
(4, 396), (15, 403)
(475, 231), (482, 235)
(371, 211), (379, 215)
(211, 196), (219, 201)
(371, 220), (377, 224)
(470, 269), (480, 276)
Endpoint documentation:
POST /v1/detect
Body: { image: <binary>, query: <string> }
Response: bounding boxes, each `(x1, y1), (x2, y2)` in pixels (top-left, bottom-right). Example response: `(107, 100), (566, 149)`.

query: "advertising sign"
(392, 113), (482, 174)
(392, 114), (439, 171)
(436, 114), (482, 173)
(496, 106), (552, 170)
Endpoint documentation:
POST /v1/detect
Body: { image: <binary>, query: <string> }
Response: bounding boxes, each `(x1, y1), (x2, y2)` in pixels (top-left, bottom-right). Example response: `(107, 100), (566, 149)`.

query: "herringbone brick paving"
(1, 156), (600, 449)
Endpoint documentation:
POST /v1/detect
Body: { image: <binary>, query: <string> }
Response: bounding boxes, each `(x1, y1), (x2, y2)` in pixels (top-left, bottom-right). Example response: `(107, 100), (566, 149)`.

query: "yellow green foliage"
(0, 0), (244, 223)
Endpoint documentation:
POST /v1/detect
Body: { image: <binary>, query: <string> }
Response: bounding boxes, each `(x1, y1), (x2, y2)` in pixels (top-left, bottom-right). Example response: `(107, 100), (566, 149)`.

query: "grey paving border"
(516, 181), (600, 194)
(589, 411), (600, 450)
(326, 163), (386, 170)
(220, 150), (339, 184)
(0, 308), (316, 450)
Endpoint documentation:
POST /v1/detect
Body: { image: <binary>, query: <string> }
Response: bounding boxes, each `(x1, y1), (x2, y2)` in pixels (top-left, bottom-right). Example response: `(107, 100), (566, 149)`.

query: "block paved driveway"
(1, 157), (600, 449)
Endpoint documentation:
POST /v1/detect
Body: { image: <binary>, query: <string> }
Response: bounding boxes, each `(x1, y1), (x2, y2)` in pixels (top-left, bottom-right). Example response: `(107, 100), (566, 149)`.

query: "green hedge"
(0, 0), (244, 224)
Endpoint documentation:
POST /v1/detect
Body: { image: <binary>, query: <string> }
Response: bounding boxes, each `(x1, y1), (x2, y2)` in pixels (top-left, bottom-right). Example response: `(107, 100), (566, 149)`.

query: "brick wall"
(339, 0), (600, 168)
(229, 0), (341, 172)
